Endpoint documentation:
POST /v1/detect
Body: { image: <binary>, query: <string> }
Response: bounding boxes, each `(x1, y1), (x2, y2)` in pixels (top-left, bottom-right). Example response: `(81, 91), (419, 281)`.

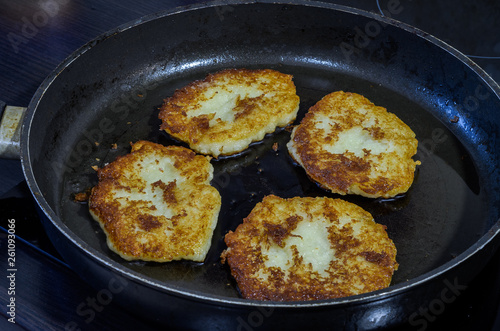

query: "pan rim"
(20, 0), (500, 308)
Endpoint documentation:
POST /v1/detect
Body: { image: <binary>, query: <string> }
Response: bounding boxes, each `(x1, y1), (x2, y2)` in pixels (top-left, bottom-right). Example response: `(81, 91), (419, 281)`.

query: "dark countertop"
(1, 0), (499, 330)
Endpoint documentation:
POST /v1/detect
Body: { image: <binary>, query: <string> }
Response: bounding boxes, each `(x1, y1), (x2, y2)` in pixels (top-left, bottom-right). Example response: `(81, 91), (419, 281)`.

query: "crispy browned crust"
(221, 195), (398, 301)
(158, 68), (300, 157)
(287, 91), (420, 198)
(88, 140), (221, 262)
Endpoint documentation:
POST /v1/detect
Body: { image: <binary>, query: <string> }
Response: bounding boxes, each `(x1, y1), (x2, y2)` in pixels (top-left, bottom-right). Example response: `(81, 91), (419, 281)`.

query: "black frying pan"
(10, 0), (500, 329)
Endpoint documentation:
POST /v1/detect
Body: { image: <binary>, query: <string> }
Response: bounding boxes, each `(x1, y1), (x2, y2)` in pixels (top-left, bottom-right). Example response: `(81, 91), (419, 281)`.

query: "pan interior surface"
(26, 2), (499, 302)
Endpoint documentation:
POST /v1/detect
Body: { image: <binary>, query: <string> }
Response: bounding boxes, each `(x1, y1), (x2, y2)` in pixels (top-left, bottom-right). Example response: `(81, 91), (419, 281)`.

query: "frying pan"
(1, 0), (499, 329)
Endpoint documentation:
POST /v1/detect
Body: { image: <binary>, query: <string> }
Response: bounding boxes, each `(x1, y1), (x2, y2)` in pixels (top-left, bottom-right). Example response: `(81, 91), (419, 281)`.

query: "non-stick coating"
(22, 0), (500, 327)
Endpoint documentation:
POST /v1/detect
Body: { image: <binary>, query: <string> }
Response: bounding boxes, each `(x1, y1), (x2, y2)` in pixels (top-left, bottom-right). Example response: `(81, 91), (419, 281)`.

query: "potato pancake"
(287, 91), (420, 198)
(221, 195), (398, 301)
(159, 68), (300, 157)
(89, 141), (221, 262)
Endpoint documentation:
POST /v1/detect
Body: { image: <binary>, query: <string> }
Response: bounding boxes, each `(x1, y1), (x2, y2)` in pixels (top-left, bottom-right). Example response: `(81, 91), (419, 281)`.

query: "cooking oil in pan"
(58, 68), (489, 297)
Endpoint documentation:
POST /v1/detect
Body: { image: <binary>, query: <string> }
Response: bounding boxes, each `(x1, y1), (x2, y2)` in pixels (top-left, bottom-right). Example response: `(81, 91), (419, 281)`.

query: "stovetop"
(1, 0), (499, 330)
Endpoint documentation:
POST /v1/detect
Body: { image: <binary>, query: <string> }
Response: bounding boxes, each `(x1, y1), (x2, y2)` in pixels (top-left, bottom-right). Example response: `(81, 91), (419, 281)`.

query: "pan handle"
(0, 102), (27, 160)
